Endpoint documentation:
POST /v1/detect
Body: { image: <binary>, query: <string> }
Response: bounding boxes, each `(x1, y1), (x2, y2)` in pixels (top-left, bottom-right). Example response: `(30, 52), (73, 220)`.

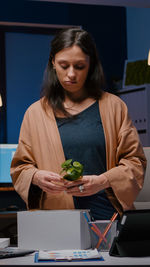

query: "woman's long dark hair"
(41, 27), (106, 117)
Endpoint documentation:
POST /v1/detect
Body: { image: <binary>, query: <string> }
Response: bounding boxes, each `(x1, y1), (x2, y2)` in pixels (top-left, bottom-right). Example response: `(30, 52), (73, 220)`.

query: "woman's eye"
(75, 65), (85, 70)
(60, 65), (68, 69)
(60, 64), (85, 70)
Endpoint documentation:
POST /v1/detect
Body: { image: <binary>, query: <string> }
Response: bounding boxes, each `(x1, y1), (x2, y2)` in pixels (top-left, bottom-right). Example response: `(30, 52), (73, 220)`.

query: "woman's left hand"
(64, 174), (110, 196)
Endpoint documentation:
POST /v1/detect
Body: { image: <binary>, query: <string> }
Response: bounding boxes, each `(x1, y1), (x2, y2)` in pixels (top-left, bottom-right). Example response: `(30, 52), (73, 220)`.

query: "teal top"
(56, 101), (116, 220)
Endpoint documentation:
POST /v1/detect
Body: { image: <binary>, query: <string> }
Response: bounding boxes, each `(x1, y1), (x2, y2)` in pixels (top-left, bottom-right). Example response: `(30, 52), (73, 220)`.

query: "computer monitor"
(0, 144), (18, 186)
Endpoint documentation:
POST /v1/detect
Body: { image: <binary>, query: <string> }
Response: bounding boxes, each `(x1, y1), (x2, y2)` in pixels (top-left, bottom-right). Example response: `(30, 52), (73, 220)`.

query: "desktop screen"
(0, 144), (18, 184)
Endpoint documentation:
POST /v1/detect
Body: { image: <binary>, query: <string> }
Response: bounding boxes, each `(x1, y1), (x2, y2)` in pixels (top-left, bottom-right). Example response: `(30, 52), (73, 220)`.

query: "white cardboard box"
(17, 210), (91, 250)
(0, 238), (10, 248)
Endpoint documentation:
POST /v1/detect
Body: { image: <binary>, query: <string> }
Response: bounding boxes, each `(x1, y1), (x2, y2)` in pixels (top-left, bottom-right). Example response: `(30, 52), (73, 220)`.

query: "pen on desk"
(96, 212), (118, 249)
(83, 211), (107, 243)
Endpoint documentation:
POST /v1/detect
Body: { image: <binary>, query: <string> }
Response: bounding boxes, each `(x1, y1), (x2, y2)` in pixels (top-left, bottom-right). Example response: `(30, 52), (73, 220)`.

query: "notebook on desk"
(34, 249), (104, 262)
(109, 209), (150, 257)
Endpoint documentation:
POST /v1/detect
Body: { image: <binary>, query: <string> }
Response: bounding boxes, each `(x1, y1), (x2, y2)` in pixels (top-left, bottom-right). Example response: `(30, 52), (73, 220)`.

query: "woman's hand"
(64, 174), (110, 196)
(32, 170), (66, 194)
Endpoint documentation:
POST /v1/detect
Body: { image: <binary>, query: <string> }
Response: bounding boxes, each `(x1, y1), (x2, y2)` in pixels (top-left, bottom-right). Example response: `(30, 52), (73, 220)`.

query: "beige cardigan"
(10, 91), (146, 215)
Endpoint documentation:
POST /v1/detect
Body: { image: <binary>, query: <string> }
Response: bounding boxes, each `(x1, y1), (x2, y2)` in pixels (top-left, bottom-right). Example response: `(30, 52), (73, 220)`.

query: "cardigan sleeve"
(10, 109), (42, 209)
(104, 97), (146, 211)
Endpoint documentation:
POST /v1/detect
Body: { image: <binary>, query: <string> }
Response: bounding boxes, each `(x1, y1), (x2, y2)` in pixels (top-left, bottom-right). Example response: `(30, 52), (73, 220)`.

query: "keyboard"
(0, 248), (35, 259)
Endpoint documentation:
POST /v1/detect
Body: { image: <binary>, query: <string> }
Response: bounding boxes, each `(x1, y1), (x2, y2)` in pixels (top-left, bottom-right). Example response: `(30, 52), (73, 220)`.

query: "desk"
(0, 252), (150, 266)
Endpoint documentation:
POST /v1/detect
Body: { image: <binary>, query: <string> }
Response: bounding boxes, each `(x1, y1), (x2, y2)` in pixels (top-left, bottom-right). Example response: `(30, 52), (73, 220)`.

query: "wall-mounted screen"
(0, 144), (18, 185)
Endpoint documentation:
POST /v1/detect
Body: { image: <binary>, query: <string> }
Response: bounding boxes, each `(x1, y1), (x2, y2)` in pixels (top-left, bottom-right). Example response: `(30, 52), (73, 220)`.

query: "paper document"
(38, 248), (102, 261)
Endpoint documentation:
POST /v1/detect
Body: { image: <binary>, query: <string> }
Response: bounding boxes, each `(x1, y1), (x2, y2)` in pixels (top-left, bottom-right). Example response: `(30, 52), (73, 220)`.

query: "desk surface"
(0, 252), (150, 266)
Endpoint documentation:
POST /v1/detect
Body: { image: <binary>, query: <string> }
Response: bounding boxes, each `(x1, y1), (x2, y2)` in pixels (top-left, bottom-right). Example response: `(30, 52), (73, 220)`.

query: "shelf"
(118, 86), (146, 95)
(0, 187), (15, 191)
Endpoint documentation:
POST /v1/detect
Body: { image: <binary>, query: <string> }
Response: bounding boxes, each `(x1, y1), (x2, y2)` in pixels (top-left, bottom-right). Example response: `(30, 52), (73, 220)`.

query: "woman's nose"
(67, 66), (76, 79)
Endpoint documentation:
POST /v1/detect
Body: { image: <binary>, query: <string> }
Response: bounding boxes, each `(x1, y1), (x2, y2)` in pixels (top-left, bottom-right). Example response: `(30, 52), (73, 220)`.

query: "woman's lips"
(64, 81), (77, 85)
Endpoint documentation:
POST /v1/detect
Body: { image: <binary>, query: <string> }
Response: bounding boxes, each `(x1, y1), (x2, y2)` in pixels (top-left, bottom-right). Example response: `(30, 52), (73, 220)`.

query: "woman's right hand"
(32, 170), (66, 194)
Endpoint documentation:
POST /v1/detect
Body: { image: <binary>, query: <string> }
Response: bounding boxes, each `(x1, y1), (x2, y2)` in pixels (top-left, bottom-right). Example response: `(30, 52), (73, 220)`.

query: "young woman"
(11, 27), (146, 220)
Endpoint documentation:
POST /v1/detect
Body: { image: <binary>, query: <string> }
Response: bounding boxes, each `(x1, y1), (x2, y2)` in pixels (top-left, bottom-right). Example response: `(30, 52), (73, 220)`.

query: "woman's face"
(52, 45), (90, 98)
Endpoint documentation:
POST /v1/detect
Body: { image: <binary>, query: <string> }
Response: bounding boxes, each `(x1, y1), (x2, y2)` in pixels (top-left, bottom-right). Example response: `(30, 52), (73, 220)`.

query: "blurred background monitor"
(0, 144), (17, 186)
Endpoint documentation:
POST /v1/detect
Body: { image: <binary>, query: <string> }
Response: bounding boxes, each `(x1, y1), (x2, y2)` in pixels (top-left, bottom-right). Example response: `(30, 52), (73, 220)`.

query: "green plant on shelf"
(125, 59), (150, 86)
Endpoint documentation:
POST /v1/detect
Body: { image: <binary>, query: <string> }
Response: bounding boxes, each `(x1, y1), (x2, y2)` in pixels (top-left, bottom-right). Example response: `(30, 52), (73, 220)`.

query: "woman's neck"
(64, 89), (88, 103)
(64, 96), (96, 115)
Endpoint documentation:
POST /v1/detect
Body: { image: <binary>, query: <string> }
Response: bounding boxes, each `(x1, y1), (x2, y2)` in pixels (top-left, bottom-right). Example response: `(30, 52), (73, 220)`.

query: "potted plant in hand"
(60, 159), (83, 181)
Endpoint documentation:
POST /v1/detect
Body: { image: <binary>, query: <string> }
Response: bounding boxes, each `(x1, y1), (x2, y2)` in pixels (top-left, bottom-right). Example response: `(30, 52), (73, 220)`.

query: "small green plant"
(60, 159), (83, 181)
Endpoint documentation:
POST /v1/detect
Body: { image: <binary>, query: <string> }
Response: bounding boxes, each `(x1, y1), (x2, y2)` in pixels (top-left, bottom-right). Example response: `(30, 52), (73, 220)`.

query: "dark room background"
(0, 0), (149, 209)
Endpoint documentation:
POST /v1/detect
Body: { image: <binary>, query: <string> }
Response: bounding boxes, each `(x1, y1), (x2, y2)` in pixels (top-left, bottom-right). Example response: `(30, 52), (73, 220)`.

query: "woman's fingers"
(65, 174), (109, 196)
(32, 170), (66, 192)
